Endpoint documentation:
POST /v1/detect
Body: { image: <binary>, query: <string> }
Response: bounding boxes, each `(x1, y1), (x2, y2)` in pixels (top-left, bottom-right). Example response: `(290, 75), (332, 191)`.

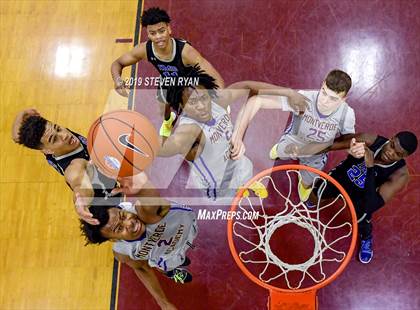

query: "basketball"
(87, 110), (159, 178)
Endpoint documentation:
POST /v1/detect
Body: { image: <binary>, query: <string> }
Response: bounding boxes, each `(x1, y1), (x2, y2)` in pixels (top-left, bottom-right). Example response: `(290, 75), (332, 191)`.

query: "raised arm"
(320, 133), (378, 156)
(114, 252), (177, 310)
(182, 44), (224, 88)
(224, 81), (308, 111)
(158, 123), (203, 158)
(111, 43), (147, 96)
(230, 94), (296, 159)
(64, 159), (98, 225)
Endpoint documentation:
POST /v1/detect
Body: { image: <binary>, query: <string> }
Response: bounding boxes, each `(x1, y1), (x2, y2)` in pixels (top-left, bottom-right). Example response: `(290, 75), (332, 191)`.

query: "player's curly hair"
(18, 115), (47, 149)
(166, 64), (219, 114)
(141, 7), (171, 26)
(80, 205), (114, 245)
(325, 69), (352, 96)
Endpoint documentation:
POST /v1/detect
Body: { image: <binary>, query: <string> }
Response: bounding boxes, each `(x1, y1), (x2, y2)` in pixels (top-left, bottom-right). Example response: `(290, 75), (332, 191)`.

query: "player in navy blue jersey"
(312, 131), (418, 263)
(111, 7), (224, 137)
(12, 109), (147, 225)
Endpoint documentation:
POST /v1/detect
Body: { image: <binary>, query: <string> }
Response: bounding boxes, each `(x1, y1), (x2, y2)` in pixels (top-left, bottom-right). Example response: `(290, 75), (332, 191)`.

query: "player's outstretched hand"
(348, 138), (365, 158)
(364, 145), (375, 168)
(114, 77), (129, 97)
(111, 172), (149, 196)
(74, 192), (99, 225)
(230, 135), (246, 160)
(288, 91), (309, 115)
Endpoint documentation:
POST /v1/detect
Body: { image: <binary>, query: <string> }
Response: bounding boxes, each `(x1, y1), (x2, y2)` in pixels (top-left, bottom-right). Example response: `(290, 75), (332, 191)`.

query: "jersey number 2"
(157, 238), (173, 247)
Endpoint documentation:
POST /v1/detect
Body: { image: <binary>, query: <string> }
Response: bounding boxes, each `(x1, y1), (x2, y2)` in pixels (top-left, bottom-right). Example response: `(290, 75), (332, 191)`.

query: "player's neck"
(50, 145), (80, 157)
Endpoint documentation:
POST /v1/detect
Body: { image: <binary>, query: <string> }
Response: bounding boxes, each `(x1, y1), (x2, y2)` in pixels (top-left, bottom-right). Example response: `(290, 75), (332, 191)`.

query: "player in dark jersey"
(12, 109), (147, 225)
(111, 7), (224, 137)
(312, 131), (418, 263)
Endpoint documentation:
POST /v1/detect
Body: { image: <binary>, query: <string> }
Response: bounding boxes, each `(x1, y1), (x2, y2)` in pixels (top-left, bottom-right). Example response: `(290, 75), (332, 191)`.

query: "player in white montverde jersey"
(158, 65), (307, 202)
(232, 70), (355, 202)
(80, 183), (196, 310)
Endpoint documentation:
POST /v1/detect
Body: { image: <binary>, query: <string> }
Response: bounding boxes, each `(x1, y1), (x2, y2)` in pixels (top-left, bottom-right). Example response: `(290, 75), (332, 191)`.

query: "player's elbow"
(111, 59), (123, 71)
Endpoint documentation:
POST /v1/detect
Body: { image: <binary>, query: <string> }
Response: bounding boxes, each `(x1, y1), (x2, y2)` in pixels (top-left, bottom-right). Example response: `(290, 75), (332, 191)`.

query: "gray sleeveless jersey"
(283, 90), (355, 144)
(113, 202), (197, 272)
(178, 102), (253, 200)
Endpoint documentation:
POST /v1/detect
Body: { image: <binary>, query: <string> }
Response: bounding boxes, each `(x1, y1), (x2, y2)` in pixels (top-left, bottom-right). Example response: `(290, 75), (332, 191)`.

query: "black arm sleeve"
(363, 167), (385, 215)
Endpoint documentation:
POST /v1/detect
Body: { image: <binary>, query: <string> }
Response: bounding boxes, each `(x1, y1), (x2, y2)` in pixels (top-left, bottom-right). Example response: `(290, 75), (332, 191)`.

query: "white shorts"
(276, 134), (328, 185)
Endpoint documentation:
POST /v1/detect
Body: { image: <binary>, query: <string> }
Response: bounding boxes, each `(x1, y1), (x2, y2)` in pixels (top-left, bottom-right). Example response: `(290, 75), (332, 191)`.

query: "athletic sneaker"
(159, 112), (176, 137)
(359, 238), (373, 264)
(304, 200), (316, 209)
(180, 256), (191, 267)
(298, 176), (312, 202)
(240, 181), (268, 198)
(269, 143), (279, 160)
(165, 267), (192, 284)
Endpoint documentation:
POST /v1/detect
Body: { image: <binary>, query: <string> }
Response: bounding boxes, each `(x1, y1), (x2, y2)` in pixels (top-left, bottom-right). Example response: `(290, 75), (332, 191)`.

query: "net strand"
(233, 170), (353, 290)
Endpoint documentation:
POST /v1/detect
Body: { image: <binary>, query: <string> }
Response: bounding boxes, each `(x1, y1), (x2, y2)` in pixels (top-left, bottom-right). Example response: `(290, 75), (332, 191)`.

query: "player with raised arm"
(232, 70), (355, 202)
(158, 65), (307, 201)
(11, 109), (147, 225)
(111, 7), (224, 137)
(313, 131), (418, 263)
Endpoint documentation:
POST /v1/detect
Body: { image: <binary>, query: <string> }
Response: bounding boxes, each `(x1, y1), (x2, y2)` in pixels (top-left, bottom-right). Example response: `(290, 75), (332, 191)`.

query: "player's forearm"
(207, 66), (224, 89)
(157, 136), (183, 157)
(133, 266), (171, 308)
(65, 161), (95, 199)
(319, 134), (356, 154)
(233, 96), (262, 140)
(198, 59), (224, 89)
(229, 81), (294, 98)
(111, 61), (125, 85)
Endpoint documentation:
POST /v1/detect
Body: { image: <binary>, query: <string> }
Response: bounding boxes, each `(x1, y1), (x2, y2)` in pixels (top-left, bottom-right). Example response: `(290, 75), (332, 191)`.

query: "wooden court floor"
(0, 1), (138, 309)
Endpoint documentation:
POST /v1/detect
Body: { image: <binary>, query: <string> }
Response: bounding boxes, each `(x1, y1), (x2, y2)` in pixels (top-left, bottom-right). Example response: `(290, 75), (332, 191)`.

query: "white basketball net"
(233, 169), (353, 290)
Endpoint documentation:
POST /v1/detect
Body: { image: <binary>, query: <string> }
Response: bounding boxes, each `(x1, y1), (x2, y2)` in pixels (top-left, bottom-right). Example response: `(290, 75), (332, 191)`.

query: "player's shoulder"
(342, 103), (355, 119)
(176, 122), (202, 137)
(297, 89), (318, 100)
(131, 42), (147, 57)
(175, 38), (191, 45)
(113, 250), (146, 268)
(181, 42), (199, 61)
(63, 158), (89, 177)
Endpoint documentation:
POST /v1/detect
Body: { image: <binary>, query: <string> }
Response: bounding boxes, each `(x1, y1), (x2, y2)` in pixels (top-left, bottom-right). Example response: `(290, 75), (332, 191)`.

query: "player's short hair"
(141, 7), (171, 26)
(18, 115), (48, 149)
(166, 64), (219, 113)
(80, 205), (114, 245)
(396, 131), (418, 155)
(325, 70), (352, 95)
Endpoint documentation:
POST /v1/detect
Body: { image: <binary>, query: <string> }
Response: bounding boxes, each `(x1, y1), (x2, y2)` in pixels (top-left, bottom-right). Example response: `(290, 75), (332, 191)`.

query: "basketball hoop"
(227, 164), (358, 309)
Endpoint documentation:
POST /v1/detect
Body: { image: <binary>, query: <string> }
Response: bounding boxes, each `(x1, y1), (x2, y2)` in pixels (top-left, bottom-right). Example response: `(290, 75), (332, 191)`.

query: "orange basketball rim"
(227, 164), (358, 310)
